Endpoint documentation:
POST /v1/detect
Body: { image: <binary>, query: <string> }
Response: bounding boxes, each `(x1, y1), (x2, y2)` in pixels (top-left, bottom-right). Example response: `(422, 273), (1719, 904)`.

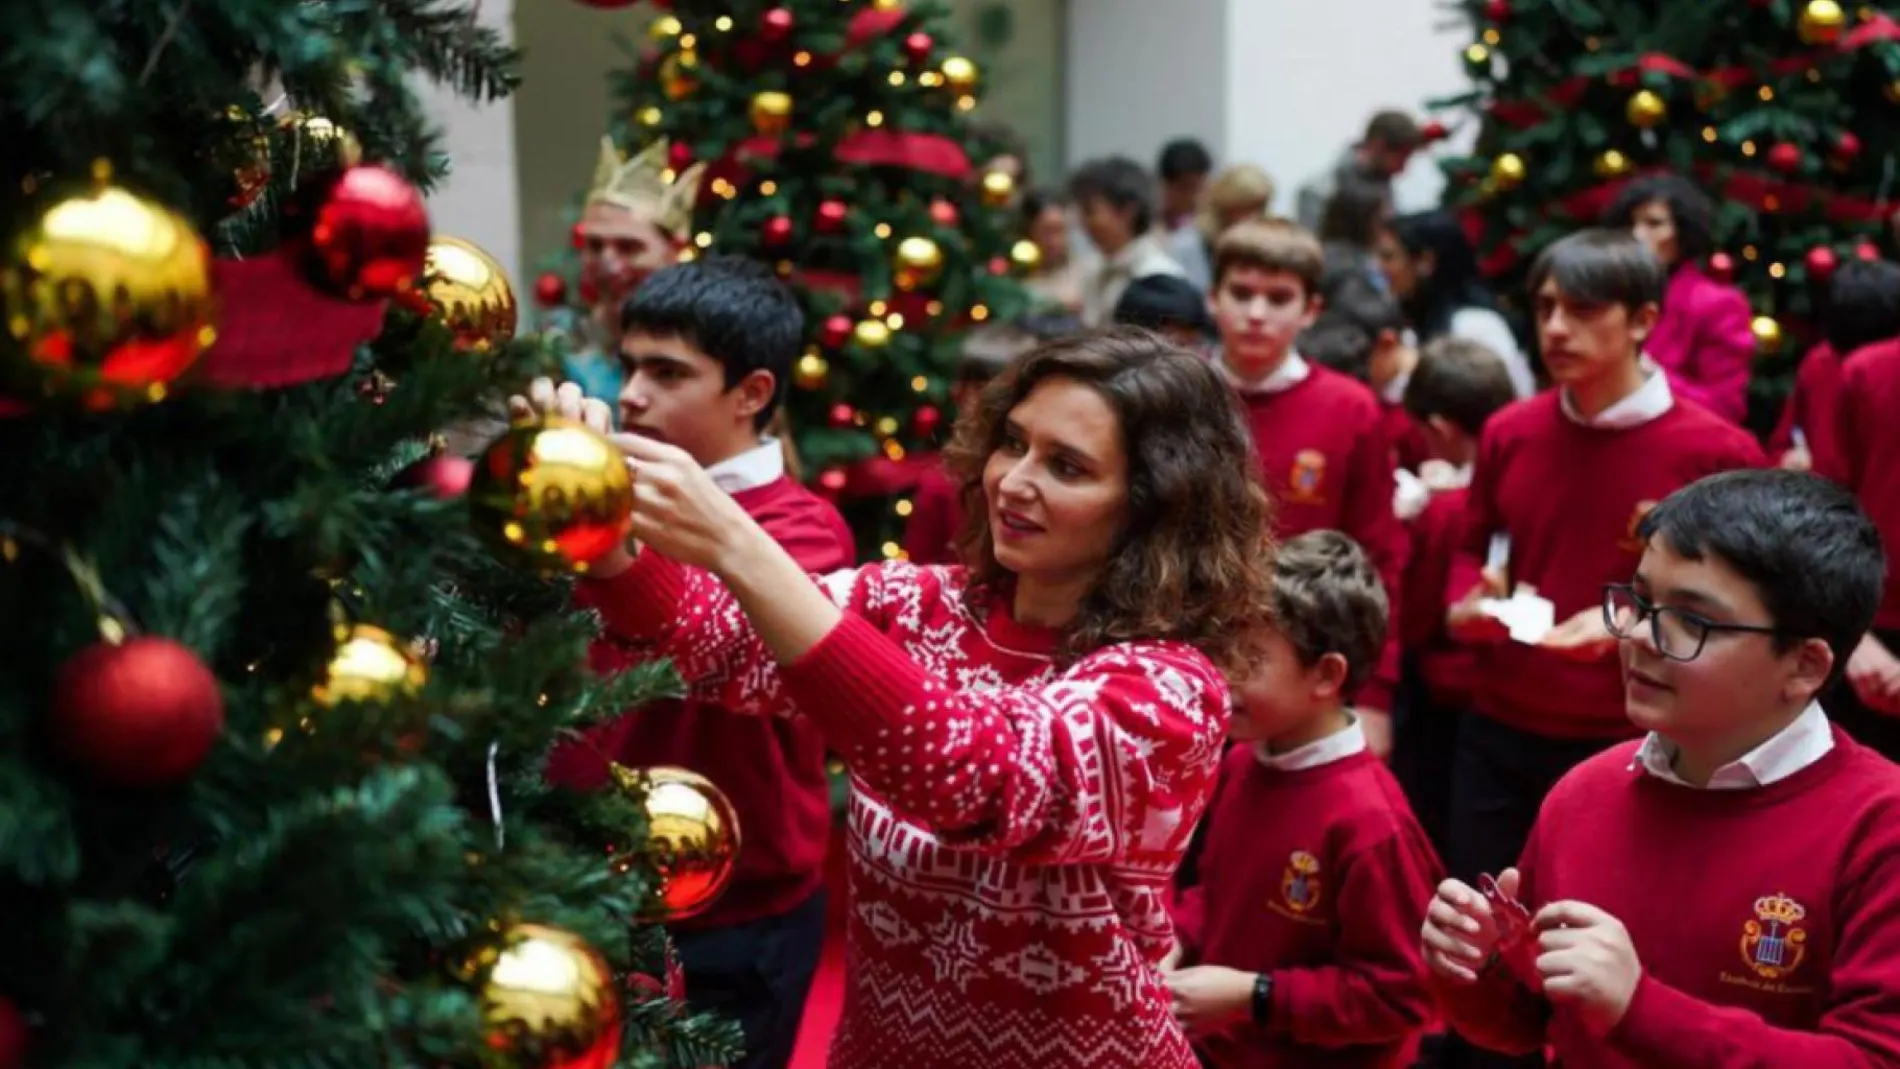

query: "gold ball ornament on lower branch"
(893, 236), (945, 291)
(469, 923), (622, 1069)
(469, 418), (635, 574)
(940, 56), (980, 94)
(608, 764), (741, 921)
(793, 351), (830, 390)
(1625, 90), (1667, 129)
(313, 624), (428, 706)
(1798, 0), (1846, 45)
(749, 91), (794, 137)
(1594, 149), (1633, 179)
(979, 169), (1017, 209)
(1751, 315), (1785, 354)
(1, 162), (217, 410)
(1489, 153), (1528, 190)
(1009, 238), (1044, 273)
(853, 318), (893, 349)
(420, 236), (517, 352)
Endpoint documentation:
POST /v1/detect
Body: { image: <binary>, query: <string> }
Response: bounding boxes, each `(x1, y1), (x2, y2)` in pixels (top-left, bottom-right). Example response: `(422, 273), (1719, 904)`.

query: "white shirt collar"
(1254, 716), (1367, 772)
(1219, 351), (1311, 395)
(1632, 702), (1833, 790)
(704, 437), (785, 495)
(1559, 358), (1674, 429)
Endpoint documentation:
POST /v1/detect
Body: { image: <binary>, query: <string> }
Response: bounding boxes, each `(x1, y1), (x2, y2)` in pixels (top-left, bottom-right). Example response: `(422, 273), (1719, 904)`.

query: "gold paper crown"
(587, 136), (705, 238)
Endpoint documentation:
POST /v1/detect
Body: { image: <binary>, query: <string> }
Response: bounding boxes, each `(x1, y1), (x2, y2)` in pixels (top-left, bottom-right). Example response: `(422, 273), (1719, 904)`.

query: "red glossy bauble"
(1806, 245), (1840, 282)
(761, 7), (795, 41)
(828, 402), (855, 428)
(1766, 142), (1803, 174)
(53, 637), (225, 788)
(1835, 131), (1863, 161)
(396, 453), (475, 499)
(762, 215), (794, 245)
(0, 999), (24, 1069)
(816, 467), (849, 497)
(988, 256), (1010, 276)
(571, 222), (587, 250)
(815, 200), (848, 233)
(534, 272), (568, 308)
(1708, 251), (1737, 282)
(913, 404), (943, 436)
(283, 164), (431, 300)
(820, 314), (853, 348)
(1484, 0), (1511, 21)
(1857, 241), (1883, 262)
(667, 142), (696, 172)
(928, 199), (959, 227)
(904, 31), (934, 63)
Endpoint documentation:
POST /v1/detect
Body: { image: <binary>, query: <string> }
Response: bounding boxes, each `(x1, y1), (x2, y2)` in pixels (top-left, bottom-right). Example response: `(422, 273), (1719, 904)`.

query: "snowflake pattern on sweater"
(579, 553), (1231, 1069)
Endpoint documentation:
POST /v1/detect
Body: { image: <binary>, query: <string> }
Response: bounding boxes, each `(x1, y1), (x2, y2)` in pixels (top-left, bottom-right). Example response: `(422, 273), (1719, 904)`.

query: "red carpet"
(789, 821), (850, 1069)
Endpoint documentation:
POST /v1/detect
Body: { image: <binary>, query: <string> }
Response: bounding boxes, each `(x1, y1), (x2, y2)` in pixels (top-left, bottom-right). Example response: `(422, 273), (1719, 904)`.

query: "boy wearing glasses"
(1421, 469), (1900, 1066)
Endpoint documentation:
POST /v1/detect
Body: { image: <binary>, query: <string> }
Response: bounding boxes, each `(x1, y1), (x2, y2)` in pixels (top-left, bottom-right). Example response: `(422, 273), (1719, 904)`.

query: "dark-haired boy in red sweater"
(1423, 468), (1900, 1068)
(1828, 334), (1900, 757)
(1168, 531), (1441, 1069)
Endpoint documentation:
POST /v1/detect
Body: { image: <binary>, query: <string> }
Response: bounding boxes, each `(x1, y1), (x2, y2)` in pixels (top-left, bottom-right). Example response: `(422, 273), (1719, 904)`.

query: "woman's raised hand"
(607, 431), (758, 575)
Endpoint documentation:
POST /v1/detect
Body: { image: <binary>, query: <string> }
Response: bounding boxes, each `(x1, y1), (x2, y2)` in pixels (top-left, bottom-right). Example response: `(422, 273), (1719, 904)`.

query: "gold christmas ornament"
(282, 112), (363, 167)
(749, 91), (794, 137)
(609, 764), (741, 921)
(1009, 238), (1043, 273)
(793, 352), (830, 390)
(661, 52), (698, 100)
(1626, 90), (1667, 129)
(978, 169), (1017, 209)
(471, 923), (622, 1069)
(421, 236), (517, 352)
(2, 161), (217, 410)
(587, 137), (705, 239)
(853, 318), (893, 349)
(636, 105), (664, 128)
(1490, 153), (1528, 190)
(1751, 314), (1785, 353)
(1593, 149), (1633, 178)
(1798, 0), (1846, 45)
(893, 236), (945, 290)
(1464, 43), (1492, 71)
(313, 624), (428, 706)
(939, 56), (979, 94)
(470, 417), (636, 574)
(648, 14), (684, 40)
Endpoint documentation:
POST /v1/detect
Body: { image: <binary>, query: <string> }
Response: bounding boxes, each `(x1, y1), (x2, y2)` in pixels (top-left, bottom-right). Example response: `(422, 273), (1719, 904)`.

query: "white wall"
(1064, 0), (1228, 170)
(414, 0), (523, 284)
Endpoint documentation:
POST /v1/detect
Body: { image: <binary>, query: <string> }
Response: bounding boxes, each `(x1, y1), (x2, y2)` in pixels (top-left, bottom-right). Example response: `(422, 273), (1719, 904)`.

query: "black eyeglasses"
(1601, 584), (1778, 663)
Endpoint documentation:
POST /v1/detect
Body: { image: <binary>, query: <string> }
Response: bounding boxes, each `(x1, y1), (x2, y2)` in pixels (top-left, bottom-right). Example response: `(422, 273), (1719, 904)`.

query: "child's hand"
(1848, 633), (1900, 715)
(1534, 901), (1642, 1036)
(1779, 445), (1813, 472)
(1447, 569), (1513, 644)
(1357, 708), (1393, 761)
(1164, 965), (1255, 1035)
(1421, 870), (1518, 983)
(1539, 606), (1618, 662)
(1159, 938), (1183, 974)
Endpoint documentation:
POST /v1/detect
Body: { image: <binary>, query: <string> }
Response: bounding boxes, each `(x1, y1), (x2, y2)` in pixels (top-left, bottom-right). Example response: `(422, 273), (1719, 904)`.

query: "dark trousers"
(1430, 715), (1619, 1069)
(673, 888), (828, 1069)
(1391, 659), (1462, 860)
(1825, 626), (1900, 764)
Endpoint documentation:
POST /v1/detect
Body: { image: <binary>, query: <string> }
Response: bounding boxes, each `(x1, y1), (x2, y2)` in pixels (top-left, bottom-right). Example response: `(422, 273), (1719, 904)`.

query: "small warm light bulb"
(868, 110), (886, 127)
(882, 541), (902, 559)
(794, 50), (813, 66)
(714, 15), (733, 31)
(889, 71), (907, 86)
(911, 375), (930, 392)
(694, 232), (713, 248)
(886, 312), (906, 330)
(869, 300), (889, 316)
(895, 499), (915, 517)
(760, 180), (779, 195)
(970, 304), (990, 321)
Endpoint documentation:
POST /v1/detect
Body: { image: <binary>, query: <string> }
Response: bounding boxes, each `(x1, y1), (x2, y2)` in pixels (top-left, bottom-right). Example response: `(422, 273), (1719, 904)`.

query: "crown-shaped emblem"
(1753, 893), (1807, 925)
(587, 136), (705, 238)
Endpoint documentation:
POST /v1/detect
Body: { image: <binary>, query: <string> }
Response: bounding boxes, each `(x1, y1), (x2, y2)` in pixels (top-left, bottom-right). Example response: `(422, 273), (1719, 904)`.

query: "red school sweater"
(1381, 397), (1430, 473)
(1767, 343), (1845, 474)
(579, 552), (1231, 1069)
(1236, 366), (1407, 709)
(1431, 728), (1900, 1068)
(1174, 745), (1441, 1069)
(1402, 487), (1475, 709)
(1833, 339), (1900, 629)
(1454, 393), (1764, 738)
(551, 475), (855, 929)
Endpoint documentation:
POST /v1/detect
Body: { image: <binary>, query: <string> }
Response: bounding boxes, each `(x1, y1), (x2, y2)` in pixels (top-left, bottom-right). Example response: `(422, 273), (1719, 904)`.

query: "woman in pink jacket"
(1603, 174), (1756, 422)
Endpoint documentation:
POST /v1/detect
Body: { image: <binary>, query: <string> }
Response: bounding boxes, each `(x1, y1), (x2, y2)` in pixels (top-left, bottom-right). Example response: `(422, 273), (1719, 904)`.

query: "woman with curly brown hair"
(516, 327), (1275, 1069)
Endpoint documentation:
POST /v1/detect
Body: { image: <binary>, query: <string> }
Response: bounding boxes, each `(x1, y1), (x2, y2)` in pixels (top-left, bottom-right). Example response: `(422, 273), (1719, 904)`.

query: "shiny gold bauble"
(636, 105), (664, 128)
(283, 112), (364, 167)
(1594, 149), (1633, 178)
(1625, 90), (1667, 129)
(1751, 314), (1785, 354)
(609, 764), (741, 920)
(749, 91), (794, 137)
(421, 236), (517, 351)
(1, 163), (217, 410)
(853, 318), (893, 349)
(1490, 153), (1527, 190)
(979, 169), (1016, 209)
(470, 418), (635, 574)
(793, 351), (830, 390)
(940, 56), (979, 94)
(893, 236), (945, 291)
(1798, 0), (1846, 44)
(649, 14), (684, 40)
(1464, 43), (1492, 71)
(471, 923), (622, 1069)
(314, 624), (428, 706)
(1009, 238), (1043, 273)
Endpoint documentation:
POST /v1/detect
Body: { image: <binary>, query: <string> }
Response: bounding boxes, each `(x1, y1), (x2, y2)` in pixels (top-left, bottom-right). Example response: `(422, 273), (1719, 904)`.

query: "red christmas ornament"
(904, 31), (934, 63)
(928, 199), (959, 227)
(1708, 251), (1737, 282)
(988, 256), (1010, 276)
(762, 215), (794, 245)
(282, 164), (431, 300)
(1857, 241), (1883, 261)
(1420, 120), (1450, 143)
(816, 467), (849, 498)
(1484, 0), (1511, 21)
(1766, 142), (1803, 174)
(820, 314), (853, 348)
(815, 200), (848, 233)
(828, 402), (856, 428)
(396, 454), (475, 499)
(571, 222), (587, 250)
(0, 1000), (23, 1069)
(913, 404), (943, 436)
(1806, 245), (1840, 283)
(534, 272), (568, 308)
(668, 142), (696, 172)
(761, 7), (795, 41)
(53, 637), (224, 788)
(1835, 131), (1863, 162)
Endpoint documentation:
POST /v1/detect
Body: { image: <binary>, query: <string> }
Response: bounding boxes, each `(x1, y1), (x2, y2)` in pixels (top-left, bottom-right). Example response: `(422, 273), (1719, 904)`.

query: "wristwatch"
(1251, 972), (1274, 1026)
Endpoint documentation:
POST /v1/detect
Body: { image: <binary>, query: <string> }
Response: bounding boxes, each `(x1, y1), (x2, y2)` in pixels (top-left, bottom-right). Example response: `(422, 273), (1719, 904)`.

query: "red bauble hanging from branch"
(904, 32), (935, 63)
(762, 216), (794, 245)
(1806, 245), (1840, 283)
(534, 272), (568, 308)
(1766, 142), (1804, 174)
(761, 7), (795, 41)
(815, 200), (848, 233)
(1708, 251), (1737, 282)
(53, 637), (225, 788)
(281, 164), (431, 300)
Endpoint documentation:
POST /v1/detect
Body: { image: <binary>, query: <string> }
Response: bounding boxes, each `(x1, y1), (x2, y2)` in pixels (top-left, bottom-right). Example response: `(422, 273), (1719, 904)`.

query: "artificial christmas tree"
(585, 0), (1030, 556)
(1432, 0), (1900, 427)
(0, 1), (739, 1066)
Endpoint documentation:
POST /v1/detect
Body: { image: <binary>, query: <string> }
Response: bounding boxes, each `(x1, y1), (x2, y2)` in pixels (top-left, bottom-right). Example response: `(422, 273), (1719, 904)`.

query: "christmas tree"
(1432, 0), (1899, 426)
(0, 1), (741, 1066)
(579, 0), (1031, 557)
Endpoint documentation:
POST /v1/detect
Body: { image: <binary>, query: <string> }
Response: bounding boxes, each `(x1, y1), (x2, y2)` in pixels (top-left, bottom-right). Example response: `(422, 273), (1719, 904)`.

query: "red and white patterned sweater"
(579, 551), (1231, 1069)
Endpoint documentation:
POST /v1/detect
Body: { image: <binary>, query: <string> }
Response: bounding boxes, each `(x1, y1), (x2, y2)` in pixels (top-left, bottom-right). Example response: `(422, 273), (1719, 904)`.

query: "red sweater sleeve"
(1674, 287), (1754, 424)
(1342, 408), (1405, 711)
(1768, 352), (1813, 456)
(1826, 362), (1867, 489)
(1267, 830), (1441, 1047)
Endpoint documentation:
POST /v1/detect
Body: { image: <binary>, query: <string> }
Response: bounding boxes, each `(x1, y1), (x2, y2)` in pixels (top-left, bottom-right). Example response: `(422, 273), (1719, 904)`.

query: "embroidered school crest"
(1740, 893), (1808, 981)
(1279, 850), (1322, 914)
(1286, 450), (1327, 505)
(1618, 499), (1659, 552)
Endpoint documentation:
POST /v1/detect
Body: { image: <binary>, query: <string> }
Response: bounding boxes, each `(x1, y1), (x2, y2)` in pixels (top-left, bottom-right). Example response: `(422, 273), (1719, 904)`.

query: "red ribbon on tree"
(194, 253), (388, 387)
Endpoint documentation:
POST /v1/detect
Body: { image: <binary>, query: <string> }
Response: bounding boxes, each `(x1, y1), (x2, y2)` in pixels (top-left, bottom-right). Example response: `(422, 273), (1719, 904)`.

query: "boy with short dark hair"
(541, 254), (855, 1069)
(1157, 137), (1215, 234)
(1114, 272), (1216, 348)
(1069, 155), (1187, 326)
(1439, 229), (1764, 1067)
(1422, 469), (1900, 1067)
(1168, 531), (1441, 1069)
